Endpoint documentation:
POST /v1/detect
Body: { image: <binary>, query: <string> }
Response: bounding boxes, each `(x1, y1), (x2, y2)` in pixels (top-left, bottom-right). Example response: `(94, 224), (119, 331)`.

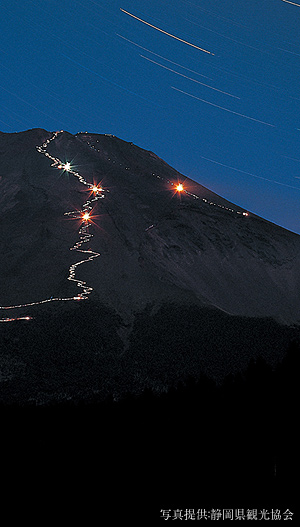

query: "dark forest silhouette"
(1, 326), (297, 514)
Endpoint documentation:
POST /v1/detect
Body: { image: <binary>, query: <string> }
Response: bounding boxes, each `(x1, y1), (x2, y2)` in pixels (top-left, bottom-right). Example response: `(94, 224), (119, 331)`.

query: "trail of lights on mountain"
(0, 131), (105, 322)
(39, 131), (106, 300)
(153, 175), (249, 216)
(1, 133), (251, 323)
(0, 316), (33, 323)
(83, 137), (250, 228)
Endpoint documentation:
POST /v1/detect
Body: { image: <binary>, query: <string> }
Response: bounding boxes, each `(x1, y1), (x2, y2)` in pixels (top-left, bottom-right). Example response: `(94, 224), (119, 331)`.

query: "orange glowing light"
(176, 183), (184, 192)
(82, 212), (90, 221)
(92, 185), (103, 193)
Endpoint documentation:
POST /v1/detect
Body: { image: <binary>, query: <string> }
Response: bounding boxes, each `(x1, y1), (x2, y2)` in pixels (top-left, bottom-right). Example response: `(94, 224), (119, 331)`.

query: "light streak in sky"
(281, 0), (300, 6)
(185, 18), (275, 58)
(0, 84), (63, 124)
(172, 87), (276, 127)
(1, 101), (40, 129)
(277, 47), (300, 57)
(0, 116), (12, 128)
(200, 156), (300, 191)
(117, 34), (213, 80)
(200, 61), (285, 94)
(61, 53), (163, 107)
(0, 60), (96, 127)
(120, 8), (214, 55)
(282, 155), (300, 163)
(141, 55), (240, 99)
(180, 0), (249, 29)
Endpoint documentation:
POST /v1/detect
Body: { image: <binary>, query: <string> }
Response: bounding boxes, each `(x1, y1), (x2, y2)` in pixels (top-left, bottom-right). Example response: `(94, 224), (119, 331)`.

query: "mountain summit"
(0, 129), (299, 402)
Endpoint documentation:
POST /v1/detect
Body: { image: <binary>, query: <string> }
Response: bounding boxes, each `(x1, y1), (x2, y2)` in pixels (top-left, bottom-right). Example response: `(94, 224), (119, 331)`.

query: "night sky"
(1, 0), (300, 234)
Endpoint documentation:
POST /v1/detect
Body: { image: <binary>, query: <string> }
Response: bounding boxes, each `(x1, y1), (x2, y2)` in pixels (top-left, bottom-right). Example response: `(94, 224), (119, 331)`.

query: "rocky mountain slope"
(0, 128), (299, 403)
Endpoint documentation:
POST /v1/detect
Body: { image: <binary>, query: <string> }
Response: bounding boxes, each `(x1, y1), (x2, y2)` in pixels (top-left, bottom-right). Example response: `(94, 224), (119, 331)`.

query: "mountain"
(0, 128), (299, 404)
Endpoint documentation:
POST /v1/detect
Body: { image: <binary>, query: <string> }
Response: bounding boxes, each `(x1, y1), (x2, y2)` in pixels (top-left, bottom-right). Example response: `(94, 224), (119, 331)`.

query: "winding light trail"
(0, 131), (105, 322)
(120, 8), (214, 55)
(0, 316), (33, 323)
(1, 133), (253, 325)
(37, 132), (104, 299)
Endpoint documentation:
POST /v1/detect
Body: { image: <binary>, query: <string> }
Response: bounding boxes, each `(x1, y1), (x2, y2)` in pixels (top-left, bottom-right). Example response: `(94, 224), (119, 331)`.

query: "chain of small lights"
(1, 134), (249, 321)
(83, 137), (249, 237)
(83, 137), (249, 217)
(0, 131), (105, 322)
(154, 175), (249, 216)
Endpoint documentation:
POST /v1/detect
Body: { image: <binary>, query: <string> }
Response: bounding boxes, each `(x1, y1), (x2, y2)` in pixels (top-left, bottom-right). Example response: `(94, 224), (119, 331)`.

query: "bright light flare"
(57, 162), (72, 171)
(84, 183), (104, 197)
(168, 180), (187, 200)
(82, 212), (91, 221)
(92, 185), (103, 193)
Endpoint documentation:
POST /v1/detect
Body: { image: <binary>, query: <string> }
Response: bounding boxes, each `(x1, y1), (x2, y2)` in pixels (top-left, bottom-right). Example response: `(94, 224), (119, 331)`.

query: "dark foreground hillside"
(0, 128), (298, 521)
(0, 300), (298, 404)
(0, 313), (298, 522)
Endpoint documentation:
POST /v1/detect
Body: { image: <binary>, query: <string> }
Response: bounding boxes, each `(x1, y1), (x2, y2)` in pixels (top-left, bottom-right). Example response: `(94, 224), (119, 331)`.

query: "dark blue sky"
(1, 0), (300, 233)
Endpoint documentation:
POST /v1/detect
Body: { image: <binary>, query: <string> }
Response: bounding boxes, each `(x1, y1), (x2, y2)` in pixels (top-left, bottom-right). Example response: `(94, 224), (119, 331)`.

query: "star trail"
(0, 0), (299, 233)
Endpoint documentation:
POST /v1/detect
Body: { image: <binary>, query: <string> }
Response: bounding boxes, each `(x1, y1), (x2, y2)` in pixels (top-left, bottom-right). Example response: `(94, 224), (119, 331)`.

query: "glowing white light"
(91, 185), (103, 194)
(176, 184), (184, 192)
(64, 162), (71, 171)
